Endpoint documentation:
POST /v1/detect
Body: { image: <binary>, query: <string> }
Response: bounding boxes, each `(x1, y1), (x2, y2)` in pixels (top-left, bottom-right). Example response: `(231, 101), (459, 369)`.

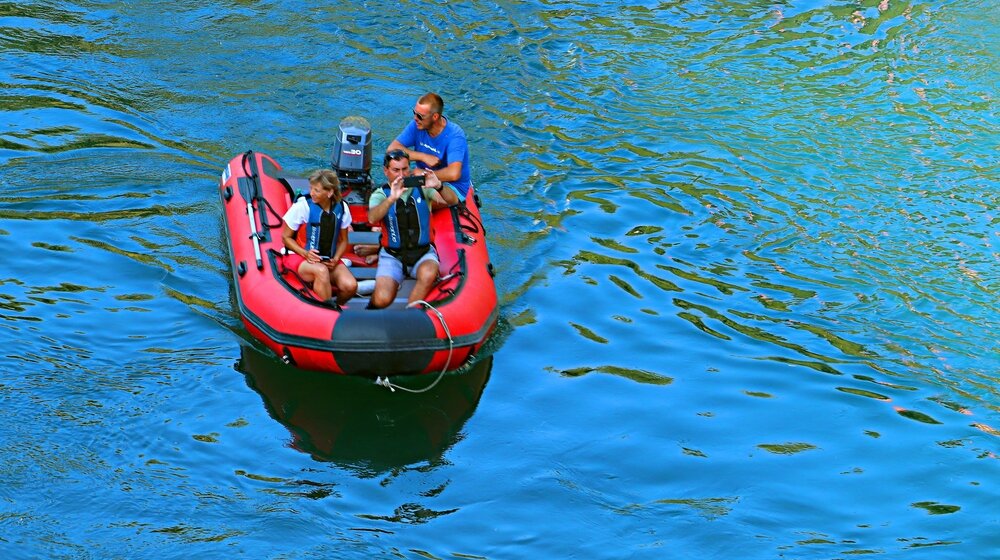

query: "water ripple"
(1, 0), (996, 557)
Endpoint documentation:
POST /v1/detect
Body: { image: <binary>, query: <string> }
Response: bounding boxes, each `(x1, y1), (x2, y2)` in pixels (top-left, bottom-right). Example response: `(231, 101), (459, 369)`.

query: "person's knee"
(343, 277), (358, 293)
(338, 272), (358, 292)
(417, 263), (439, 283)
(369, 292), (391, 309)
(368, 281), (396, 308)
(313, 266), (331, 284)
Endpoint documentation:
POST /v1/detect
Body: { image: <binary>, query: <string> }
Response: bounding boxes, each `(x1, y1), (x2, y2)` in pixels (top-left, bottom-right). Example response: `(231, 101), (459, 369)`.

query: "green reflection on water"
(652, 497), (738, 519)
(911, 501), (961, 515)
(896, 408), (942, 425)
(569, 321), (608, 344)
(552, 364), (673, 385)
(837, 386), (890, 401)
(757, 442), (818, 455)
(0, 94), (84, 111)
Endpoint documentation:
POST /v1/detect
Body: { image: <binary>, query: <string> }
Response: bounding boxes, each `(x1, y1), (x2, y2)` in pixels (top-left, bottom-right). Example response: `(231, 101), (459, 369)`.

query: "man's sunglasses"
(383, 149), (409, 165)
(413, 110), (436, 121)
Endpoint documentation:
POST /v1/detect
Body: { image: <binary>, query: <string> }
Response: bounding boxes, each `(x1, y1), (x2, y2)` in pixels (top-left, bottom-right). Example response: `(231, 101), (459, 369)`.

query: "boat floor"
(349, 270), (418, 310)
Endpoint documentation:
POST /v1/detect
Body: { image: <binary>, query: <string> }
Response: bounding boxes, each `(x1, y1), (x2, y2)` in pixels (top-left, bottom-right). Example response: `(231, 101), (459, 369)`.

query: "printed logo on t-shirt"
(418, 142), (441, 156)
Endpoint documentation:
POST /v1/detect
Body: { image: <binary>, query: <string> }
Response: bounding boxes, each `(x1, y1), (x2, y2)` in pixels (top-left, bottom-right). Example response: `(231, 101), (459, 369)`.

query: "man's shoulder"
(368, 184), (389, 206)
(396, 120), (417, 141)
(443, 119), (466, 138)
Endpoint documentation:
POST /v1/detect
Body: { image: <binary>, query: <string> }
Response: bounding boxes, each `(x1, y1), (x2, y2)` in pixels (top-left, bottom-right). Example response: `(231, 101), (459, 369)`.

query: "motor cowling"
(331, 116), (373, 189)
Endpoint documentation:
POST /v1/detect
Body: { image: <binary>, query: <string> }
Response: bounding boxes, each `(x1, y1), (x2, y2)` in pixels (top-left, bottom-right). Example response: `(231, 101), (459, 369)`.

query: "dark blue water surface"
(2, 1), (997, 558)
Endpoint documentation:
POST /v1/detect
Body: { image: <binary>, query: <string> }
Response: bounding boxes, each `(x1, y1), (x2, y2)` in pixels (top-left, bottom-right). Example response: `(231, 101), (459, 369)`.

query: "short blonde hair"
(418, 92), (444, 115)
(308, 169), (341, 201)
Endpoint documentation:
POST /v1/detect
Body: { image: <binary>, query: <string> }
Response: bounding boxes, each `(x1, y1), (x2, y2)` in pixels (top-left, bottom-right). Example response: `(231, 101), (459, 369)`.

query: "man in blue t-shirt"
(386, 92), (472, 201)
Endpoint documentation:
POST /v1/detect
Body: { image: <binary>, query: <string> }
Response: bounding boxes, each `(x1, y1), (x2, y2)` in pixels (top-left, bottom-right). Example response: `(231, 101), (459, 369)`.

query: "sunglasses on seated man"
(383, 149), (408, 166)
(413, 109), (440, 121)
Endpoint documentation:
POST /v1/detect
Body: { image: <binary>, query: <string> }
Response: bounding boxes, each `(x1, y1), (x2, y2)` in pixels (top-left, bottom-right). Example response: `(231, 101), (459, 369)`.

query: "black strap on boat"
(434, 249), (465, 297)
(240, 150), (284, 234)
(271, 249), (342, 311)
(259, 197), (284, 231)
(449, 202), (485, 244)
(275, 174), (307, 201)
(449, 206), (475, 245)
(462, 205), (484, 235)
(444, 252), (463, 279)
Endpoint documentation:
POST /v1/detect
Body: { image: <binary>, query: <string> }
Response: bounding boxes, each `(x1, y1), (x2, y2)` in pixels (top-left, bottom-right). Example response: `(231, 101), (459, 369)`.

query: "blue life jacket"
(302, 197), (345, 258)
(380, 185), (431, 265)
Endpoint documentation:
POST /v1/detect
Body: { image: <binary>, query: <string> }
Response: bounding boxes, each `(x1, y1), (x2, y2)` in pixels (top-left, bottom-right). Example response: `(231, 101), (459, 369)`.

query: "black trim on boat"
(330, 309), (438, 375)
(223, 239), (496, 355)
(236, 284), (495, 351)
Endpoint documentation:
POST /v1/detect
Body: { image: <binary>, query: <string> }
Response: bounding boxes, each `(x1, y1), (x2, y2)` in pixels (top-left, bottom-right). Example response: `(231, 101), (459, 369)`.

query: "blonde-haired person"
(281, 169), (358, 305)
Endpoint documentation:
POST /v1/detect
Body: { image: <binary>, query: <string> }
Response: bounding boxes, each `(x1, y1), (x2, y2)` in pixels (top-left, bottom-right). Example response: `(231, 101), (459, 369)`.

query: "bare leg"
(299, 261), (332, 301)
(369, 276), (399, 309)
(331, 264), (358, 305)
(408, 260), (440, 305)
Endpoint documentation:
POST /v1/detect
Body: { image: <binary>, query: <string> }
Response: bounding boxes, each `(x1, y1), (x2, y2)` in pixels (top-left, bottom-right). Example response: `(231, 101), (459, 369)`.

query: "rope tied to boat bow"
(374, 299), (454, 394)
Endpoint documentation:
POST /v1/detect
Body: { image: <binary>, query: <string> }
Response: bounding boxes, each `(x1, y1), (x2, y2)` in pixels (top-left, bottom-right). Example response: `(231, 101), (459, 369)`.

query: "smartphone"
(319, 255), (331, 261)
(403, 175), (426, 188)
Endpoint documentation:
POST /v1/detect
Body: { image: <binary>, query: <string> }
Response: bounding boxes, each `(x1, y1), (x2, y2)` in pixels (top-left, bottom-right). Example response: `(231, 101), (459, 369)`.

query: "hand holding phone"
(403, 175), (426, 188)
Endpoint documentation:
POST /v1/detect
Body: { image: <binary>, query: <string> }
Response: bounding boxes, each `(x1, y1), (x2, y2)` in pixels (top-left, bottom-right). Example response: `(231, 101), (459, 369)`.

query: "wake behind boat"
(219, 117), (498, 376)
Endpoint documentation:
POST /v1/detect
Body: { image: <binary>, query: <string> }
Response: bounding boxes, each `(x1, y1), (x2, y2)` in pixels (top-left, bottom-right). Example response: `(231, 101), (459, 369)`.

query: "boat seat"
(348, 230), (380, 245)
(349, 268), (414, 302)
(350, 283), (416, 310)
(350, 266), (378, 280)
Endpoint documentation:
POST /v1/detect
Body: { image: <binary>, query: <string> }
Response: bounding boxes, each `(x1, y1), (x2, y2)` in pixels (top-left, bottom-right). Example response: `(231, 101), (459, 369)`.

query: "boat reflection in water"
(237, 345), (492, 473)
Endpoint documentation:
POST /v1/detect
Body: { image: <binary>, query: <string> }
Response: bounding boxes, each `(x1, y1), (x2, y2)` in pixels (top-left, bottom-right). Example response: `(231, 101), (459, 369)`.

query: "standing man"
(367, 150), (458, 309)
(386, 92), (472, 201)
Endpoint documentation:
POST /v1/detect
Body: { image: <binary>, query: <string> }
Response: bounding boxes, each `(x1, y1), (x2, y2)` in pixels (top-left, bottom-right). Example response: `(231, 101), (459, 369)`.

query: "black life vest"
(299, 197), (346, 258)
(379, 185), (432, 266)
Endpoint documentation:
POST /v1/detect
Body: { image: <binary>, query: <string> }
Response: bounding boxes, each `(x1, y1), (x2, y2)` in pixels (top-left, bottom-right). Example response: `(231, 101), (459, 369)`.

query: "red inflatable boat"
(218, 118), (498, 376)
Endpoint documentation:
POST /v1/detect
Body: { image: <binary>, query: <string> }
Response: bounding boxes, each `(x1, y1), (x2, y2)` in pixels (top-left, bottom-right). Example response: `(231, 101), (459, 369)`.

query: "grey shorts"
(375, 245), (439, 285)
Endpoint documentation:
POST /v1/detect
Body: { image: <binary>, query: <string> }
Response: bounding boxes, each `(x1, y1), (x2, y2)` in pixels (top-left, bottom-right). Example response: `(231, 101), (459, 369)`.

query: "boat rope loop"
(240, 151), (284, 230)
(374, 300), (454, 394)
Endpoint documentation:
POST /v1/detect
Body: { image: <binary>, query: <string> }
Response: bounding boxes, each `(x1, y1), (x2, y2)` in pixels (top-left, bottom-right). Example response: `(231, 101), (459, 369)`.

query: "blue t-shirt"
(395, 119), (471, 199)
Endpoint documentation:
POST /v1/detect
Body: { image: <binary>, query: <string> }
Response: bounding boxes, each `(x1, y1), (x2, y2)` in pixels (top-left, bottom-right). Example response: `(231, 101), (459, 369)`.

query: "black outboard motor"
(330, 116), (373, 191)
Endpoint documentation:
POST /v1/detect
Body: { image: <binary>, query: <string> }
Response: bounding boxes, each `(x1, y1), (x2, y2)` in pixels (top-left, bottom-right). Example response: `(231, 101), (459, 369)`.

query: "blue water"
(2, 0), (997, 558)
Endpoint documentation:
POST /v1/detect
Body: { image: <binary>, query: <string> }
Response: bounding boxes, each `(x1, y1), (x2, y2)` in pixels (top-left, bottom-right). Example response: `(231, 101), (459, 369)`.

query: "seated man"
(367, 150), (458, 309)
(385, 92), (472, 201)
(281, 169), (358, 305)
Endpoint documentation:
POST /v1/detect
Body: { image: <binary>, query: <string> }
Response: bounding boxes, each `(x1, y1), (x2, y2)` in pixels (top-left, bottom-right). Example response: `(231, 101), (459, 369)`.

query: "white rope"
(374, 299), (454, 394)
